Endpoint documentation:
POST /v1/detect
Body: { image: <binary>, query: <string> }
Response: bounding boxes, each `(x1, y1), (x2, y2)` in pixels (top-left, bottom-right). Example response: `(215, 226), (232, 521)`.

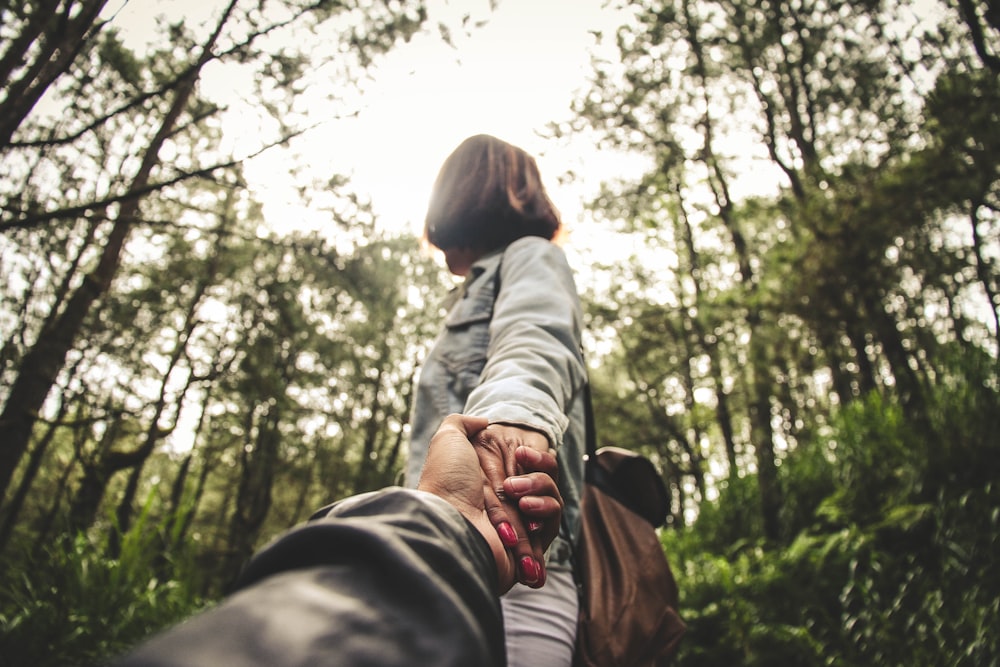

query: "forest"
(0, 0), (997, 665)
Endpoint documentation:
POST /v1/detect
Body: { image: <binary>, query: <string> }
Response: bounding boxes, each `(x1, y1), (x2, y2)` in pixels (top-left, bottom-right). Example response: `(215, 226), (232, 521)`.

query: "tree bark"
(677, 182), (740, 478)
(686, 0), (782, 538)
(0, 0), (239, 500)
(0, 388), (70, 552)
(0, 0), (109, 147)
(223, 405), (282, 587)
(968, 201), (1000, 360)
(66, 413), (126, 534)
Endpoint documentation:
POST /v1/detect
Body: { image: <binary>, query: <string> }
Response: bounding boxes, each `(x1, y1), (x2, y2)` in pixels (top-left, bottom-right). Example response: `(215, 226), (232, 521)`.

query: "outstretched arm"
(464, 238), (586, 585)
(112, 414), (563, 667)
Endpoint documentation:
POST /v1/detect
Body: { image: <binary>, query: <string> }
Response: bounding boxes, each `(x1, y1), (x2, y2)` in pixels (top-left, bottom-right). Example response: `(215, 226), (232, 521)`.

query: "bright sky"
(107, 0), (649, 246)
(295, 0), (637, 238)
(101, 0), (650, 455)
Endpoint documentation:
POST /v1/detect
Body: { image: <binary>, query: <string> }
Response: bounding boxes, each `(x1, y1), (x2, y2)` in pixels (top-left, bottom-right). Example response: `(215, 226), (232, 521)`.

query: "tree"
(567, 0), (998, 539)
(0, 0), (429, 503)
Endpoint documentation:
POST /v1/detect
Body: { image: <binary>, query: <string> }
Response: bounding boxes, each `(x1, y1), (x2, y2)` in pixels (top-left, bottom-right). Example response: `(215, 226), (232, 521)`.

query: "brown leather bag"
(572, 388), (686, 666)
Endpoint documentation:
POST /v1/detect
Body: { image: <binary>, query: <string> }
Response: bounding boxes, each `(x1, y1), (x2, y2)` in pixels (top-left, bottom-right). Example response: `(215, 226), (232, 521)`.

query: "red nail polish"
(519, 556), (540, 584)
(498, 522), (517, 547)
(528, 520), (543, 532)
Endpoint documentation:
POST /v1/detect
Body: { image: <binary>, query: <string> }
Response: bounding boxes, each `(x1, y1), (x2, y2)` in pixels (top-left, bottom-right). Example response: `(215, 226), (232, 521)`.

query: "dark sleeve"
(113, 488), (505, 667)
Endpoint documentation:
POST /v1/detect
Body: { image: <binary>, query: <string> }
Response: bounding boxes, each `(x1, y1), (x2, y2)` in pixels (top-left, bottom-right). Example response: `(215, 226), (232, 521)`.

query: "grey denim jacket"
(406, 236), (588, 558)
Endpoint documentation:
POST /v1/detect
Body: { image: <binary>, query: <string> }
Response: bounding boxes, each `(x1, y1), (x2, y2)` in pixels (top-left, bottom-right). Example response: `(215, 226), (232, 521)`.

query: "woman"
(406, 134), (587, 667)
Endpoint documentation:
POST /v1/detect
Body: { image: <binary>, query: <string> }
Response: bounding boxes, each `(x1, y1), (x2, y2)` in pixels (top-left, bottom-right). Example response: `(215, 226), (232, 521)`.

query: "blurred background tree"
(0, 0), (444, 663)
(563, 0), (999, 664)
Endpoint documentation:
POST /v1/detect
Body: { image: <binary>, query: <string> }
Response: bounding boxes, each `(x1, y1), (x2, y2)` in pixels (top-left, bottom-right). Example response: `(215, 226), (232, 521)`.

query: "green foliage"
(777, 435), (837, 536)
(574, 3), (999, 659)
(1, 0), (996, 663)
(0, 495), (205, 667)
(667, 353), (1000, 666)
(684, 474), (764, 552)
(826, 393), (922, 524)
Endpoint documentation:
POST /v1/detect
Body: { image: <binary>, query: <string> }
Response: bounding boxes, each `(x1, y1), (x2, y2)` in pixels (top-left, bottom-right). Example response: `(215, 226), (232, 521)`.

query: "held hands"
(472, 423), (558, 588)
(416, 414), (562, 594)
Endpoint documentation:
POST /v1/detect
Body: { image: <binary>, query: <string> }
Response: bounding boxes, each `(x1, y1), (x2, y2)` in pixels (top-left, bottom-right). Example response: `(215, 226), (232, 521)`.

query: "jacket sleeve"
(112, 488), (505, 667)
(464, 236), (587, 449)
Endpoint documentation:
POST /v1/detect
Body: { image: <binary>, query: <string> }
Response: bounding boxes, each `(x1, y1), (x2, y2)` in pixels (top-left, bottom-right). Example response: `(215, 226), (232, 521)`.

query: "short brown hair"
(423, 134), (561, 252)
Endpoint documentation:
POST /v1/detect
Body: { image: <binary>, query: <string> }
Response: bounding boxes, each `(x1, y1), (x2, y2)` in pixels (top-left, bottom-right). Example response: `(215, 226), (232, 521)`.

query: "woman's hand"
(417, 415), (562, 594)
(473, 423), (557, 588)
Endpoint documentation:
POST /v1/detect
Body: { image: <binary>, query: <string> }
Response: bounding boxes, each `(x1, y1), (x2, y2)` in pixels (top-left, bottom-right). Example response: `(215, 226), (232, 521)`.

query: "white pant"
(501, 567), (579, 667)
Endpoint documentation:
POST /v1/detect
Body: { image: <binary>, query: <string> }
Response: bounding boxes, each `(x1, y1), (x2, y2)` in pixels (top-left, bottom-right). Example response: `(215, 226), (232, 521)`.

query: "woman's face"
(443, 247), (482, 277)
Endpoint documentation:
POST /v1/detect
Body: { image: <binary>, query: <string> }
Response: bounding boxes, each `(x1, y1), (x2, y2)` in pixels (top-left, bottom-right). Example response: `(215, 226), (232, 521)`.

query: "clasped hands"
(417, 415), (562, 594)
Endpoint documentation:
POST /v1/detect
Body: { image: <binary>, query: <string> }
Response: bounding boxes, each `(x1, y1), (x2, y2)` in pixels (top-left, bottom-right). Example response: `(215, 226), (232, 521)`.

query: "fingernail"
(506, 476), (532, 493)
(498, 522), (518, 547)
(517, 446), (542, 462)
(519, 497), (543, 512)
(519, 556), (540, 584)
(528, 520), (543, 532)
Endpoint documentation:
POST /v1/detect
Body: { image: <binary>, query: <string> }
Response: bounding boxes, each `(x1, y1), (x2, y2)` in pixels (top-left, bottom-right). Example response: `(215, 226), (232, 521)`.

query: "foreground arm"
(113, 415), (562, 667)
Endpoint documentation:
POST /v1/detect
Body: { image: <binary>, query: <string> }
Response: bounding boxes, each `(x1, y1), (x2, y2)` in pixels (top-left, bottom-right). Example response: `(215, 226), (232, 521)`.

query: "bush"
(0, 498), (206, 666)
(667, 362), (1000, 667)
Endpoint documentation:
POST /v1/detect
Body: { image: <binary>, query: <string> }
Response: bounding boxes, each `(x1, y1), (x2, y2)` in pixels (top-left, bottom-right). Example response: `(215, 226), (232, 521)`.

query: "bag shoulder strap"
(583, 382), (597, 460)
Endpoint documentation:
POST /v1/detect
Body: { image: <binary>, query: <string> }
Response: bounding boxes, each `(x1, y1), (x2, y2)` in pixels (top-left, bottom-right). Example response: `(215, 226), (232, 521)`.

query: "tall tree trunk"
(956, 0), (1000, 74)
(0, 386), (71, 553)
(66, 414), (125, 535)
(222, 405), (281, 589)
(30, 448), (79, 555)
(815, 323), (855, 407)
(639, 387), (708, 502)
(357, 366), (386, 493)
(163, 382), (215, 556)
(0, 351), (84, 544)
(0, 0), (239, 500)
(0, 0), (109, 146)
(747, 333), (782, 541)
(677, 182), (740, 477)
(1, 220), (100, 400)
(108, 463), (145, 556)
(111, 248), (214, 547)
(151, 452), (196, 582)
(968, 201), (1000, 362)
(381, 362), (417, 485)
(665, 456), (685, 528)
(686, 0), (782, 538)
(858, 285), (926, 414)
